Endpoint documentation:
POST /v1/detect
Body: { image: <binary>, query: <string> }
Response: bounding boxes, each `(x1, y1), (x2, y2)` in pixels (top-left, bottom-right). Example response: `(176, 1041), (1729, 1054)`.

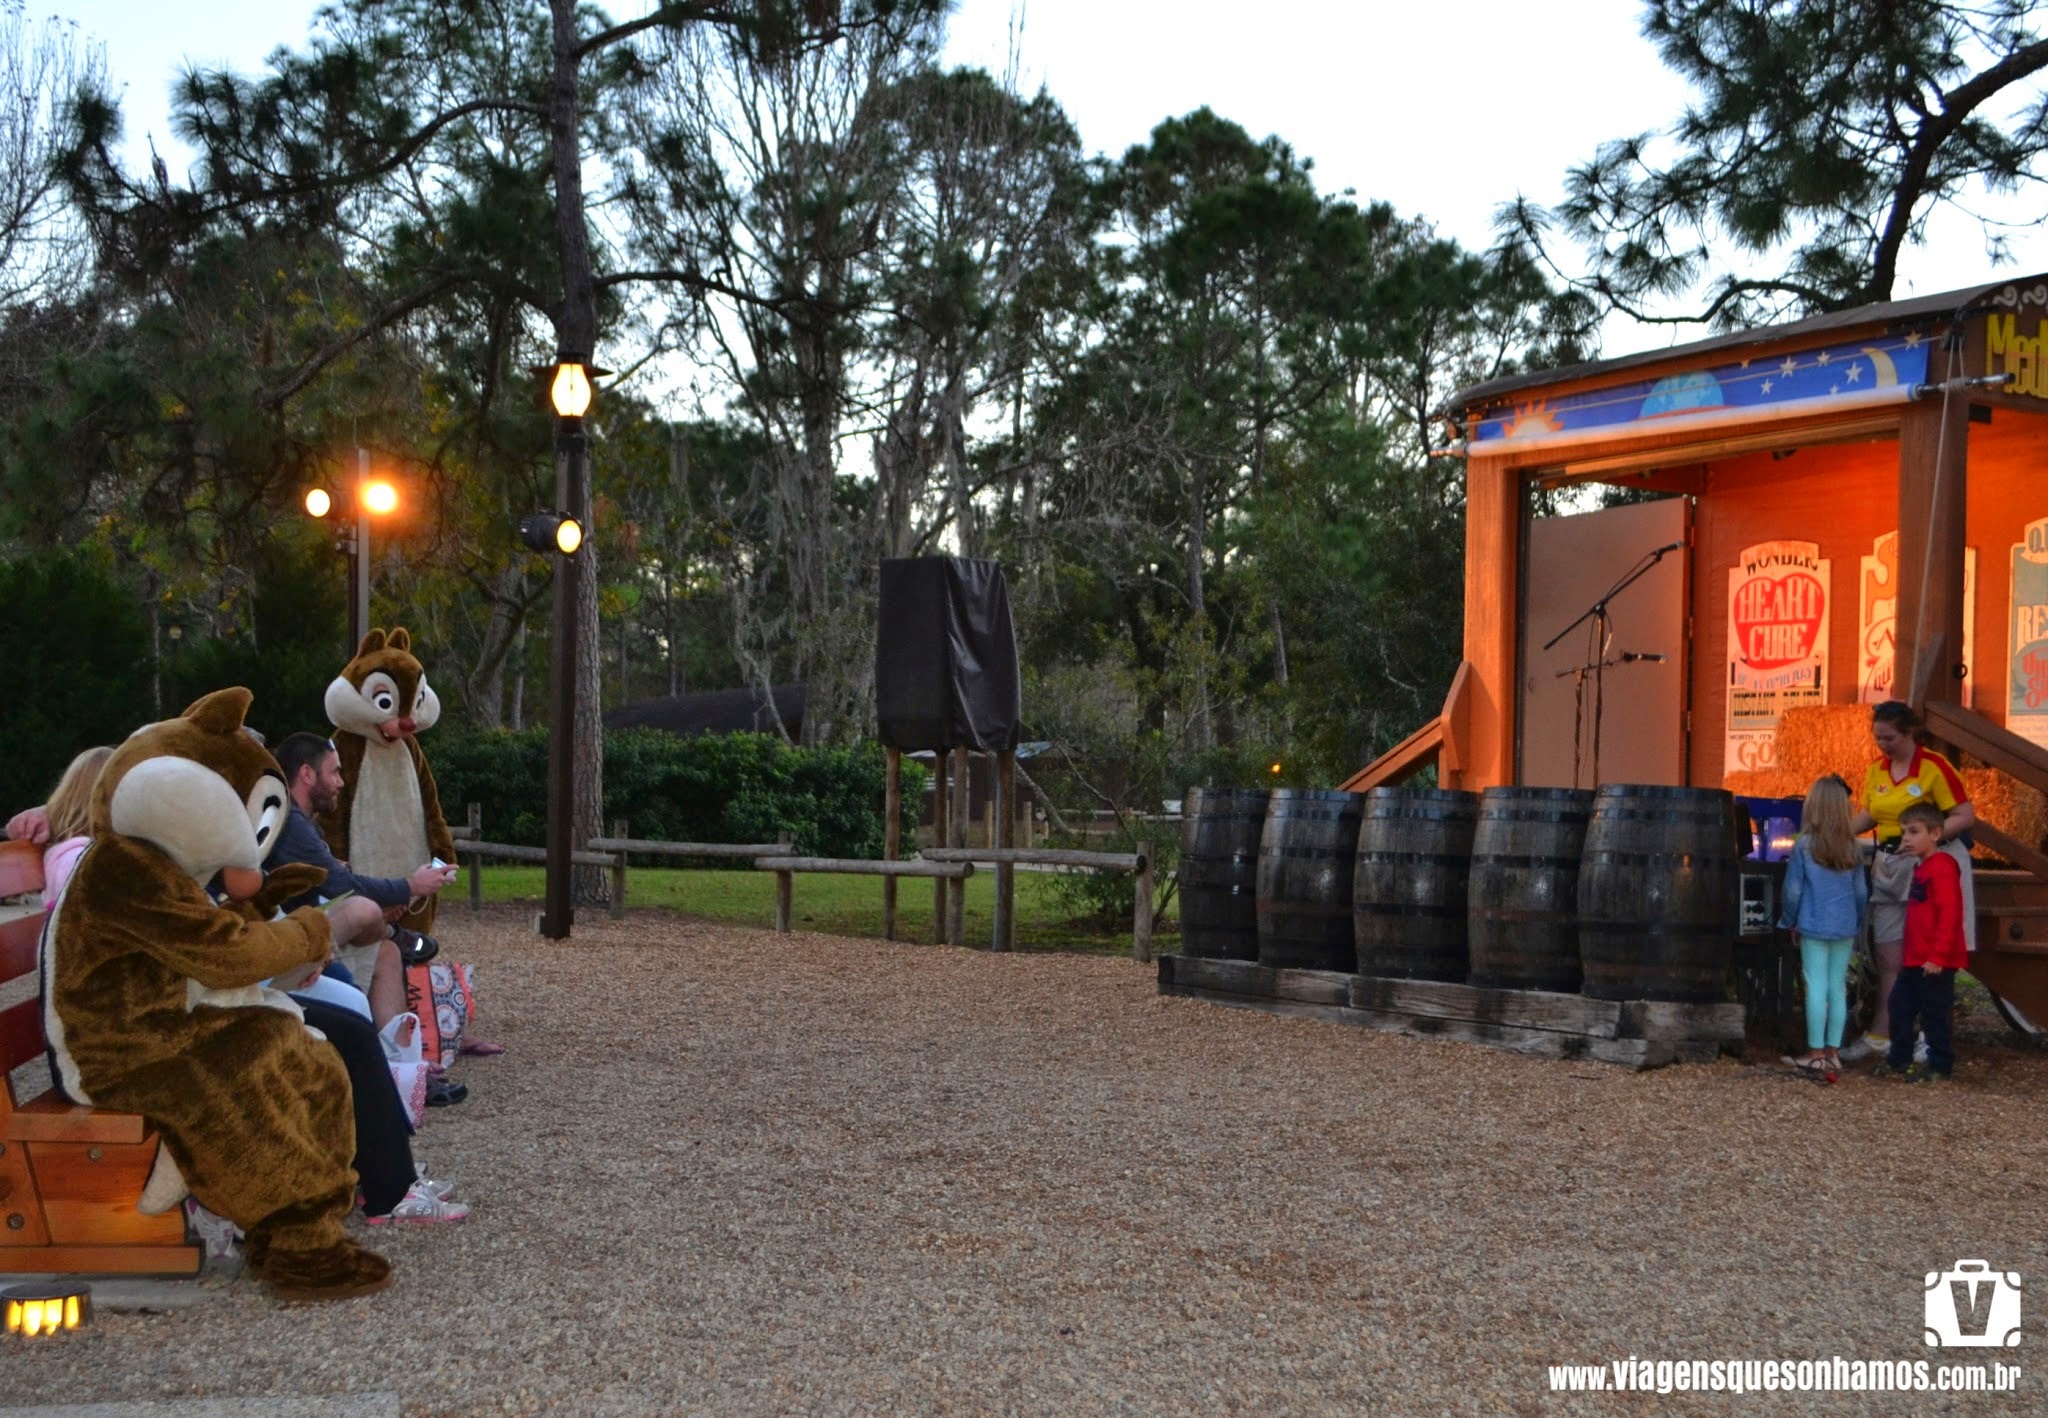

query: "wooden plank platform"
(1159, 955), (1743, 1070)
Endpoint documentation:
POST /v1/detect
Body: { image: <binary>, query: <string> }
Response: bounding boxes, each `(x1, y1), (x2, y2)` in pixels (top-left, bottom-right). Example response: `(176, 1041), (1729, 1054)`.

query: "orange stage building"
(1347, 276), (2048, 1024)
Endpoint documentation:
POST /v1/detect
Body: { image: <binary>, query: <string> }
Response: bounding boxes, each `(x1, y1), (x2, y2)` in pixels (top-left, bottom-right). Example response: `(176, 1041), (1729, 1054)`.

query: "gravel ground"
(6, 907), (2048, 1416)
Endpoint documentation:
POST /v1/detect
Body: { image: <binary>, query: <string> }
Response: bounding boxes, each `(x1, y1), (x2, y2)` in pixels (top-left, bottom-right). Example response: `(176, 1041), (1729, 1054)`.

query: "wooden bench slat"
(1, 909), (42, 984)
(5, 1094), (150, 1145)
(457, 842), (616, 867)
(1, 995), (44, 1077)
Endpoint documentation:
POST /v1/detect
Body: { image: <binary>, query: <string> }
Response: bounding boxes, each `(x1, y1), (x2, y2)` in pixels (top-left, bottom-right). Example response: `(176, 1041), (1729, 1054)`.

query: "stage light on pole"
(519, 512), (584, 556)
(362, 479), (400, 516)
(304, 487), (333, 518)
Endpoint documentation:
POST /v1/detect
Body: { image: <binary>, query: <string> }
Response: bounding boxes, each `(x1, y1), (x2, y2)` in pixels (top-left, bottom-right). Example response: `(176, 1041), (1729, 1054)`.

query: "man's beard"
(313, 787), (341, 814)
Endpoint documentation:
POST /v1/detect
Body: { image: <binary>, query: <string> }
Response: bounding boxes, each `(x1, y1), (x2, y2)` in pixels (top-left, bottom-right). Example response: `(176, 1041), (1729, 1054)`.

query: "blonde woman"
(15, 746), (113, 904)
(1779, 775), (1868, 1077)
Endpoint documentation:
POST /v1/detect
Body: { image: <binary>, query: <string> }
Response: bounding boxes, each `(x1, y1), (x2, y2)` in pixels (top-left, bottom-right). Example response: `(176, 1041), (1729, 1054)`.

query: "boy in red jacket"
(1875, 800), (1966, 1082)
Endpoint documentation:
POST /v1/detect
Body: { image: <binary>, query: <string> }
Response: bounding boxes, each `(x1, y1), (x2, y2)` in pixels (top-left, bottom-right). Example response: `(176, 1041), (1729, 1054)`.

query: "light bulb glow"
(550, 362), (594, 418)
(303, 487), (332, 518)
(362, 480), (399, 516)
(555, 517), (584, 554)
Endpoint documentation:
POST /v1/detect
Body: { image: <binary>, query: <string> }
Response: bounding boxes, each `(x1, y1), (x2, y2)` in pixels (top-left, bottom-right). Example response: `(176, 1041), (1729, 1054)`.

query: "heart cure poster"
(1727, 539), (1831, 774)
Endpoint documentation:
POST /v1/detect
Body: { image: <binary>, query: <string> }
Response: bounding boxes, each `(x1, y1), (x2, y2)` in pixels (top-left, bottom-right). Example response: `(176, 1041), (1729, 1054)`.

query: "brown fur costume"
(42, 688), (391, 1300)
(320, 628), (455, 934)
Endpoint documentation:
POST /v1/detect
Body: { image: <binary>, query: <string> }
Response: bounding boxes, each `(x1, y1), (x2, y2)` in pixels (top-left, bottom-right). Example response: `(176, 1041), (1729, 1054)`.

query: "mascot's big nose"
(378, 716), (417, 741)
(220, 866), (265, 900)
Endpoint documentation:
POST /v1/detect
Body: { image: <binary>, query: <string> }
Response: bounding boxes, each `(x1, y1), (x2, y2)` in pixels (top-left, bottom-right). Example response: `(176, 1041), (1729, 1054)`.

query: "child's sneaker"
(366, 1179), (471, 1226)
(413, 1163), (458, 1201)
(183, 1197), (243, 1263)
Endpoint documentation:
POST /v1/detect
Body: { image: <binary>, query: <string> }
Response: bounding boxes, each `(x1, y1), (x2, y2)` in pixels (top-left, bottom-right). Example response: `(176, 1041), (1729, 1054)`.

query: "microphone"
(1619, 651), (1667, 663)
(1650, 541), (1683, 555)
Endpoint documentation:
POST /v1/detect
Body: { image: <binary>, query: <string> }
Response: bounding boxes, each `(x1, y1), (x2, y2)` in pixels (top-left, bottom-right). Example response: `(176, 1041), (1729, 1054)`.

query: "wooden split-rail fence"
(448, 803), (1157, 958)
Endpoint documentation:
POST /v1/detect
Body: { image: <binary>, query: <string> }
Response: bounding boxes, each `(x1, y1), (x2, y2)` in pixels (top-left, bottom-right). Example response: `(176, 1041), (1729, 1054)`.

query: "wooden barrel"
(1178, 787), (1269, 960)
(1352, 788), (1479, 982)
(1577, 785), (1741, 1003)
(1256, 789), (1364, 972)
(1466, 787), (1594, 992)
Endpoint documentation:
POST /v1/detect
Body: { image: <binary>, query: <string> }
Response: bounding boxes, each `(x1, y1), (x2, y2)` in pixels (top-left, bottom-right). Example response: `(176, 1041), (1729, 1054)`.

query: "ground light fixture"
(4, 1282), (91, 1337)
(520, 511), (584, 555)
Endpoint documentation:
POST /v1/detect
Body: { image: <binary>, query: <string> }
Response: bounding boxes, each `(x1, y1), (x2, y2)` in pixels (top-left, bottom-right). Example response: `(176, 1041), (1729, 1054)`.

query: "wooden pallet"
(1157, 954), (1745, 1070)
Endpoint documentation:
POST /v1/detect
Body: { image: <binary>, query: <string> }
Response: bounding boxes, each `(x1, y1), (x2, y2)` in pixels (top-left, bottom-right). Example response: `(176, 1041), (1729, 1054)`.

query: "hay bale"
(1769, 704), (1875, 786)
(1722, 769), (1808, 799)
(1961, 768), (2048, 859)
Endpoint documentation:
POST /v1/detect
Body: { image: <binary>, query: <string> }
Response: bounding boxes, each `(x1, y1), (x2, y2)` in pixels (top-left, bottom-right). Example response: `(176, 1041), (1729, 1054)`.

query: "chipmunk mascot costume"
(322, 628), (456, 934)
(41, 688), (392, 1301)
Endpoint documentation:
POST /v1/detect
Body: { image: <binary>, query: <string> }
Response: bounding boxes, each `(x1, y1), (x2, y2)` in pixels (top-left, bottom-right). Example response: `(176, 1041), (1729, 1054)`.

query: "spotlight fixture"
(519, 511), (584, 555)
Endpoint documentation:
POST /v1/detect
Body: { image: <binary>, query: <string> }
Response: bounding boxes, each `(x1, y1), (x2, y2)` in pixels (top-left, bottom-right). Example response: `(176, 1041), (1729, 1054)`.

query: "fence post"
(883, 747), (901, 942)
(775, 830), (793, 933)
(931, 751), (949, 944)
(1132, 840), (1154, 963)
(948, 747), (969, 948)
(466, 803), (484, 914)
(995, 751), (1016, 952)
(608, 817), (628, 920)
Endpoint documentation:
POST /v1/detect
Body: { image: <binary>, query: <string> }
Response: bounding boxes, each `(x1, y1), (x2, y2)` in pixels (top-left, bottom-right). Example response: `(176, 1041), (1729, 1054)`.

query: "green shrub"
(427, 728), (926, 859)
(1042, 820), (1181, 928)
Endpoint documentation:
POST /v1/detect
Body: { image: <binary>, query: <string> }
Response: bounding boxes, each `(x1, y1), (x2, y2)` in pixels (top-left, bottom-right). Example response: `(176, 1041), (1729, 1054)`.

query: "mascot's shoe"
(392, 926), (439, 966)
(259, 1238), (394, 1302)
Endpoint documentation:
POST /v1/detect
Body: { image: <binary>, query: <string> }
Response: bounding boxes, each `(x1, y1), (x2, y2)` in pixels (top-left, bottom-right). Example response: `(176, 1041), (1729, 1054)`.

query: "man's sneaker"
(426, 1077), (469, 1107)
(366, 1179), (470, 1226)
(1913, 1034), (1930, 1065)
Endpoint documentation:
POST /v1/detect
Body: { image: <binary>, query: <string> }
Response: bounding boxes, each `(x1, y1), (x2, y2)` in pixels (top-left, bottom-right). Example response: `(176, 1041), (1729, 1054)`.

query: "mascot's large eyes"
(361, 672), (399, 717)
(246, 774), (287, 850)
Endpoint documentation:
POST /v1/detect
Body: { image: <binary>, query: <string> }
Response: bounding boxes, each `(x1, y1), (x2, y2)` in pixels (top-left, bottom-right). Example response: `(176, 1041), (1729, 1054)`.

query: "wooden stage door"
(1520, 497), (1692, 788)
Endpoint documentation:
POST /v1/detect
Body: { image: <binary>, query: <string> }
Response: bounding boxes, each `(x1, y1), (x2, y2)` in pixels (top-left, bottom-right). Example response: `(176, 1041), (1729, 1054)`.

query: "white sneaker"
(413, 1162), (457, 1201)
(1914, 1034), (1930, 1065)
(367, 1179), (471, 1226)
(1839, 1038), (1877, 1063)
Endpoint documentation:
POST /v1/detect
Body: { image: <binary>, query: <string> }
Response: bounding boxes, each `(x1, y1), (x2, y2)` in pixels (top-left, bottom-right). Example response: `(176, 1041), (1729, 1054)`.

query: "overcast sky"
(42, 0), (2048, 358)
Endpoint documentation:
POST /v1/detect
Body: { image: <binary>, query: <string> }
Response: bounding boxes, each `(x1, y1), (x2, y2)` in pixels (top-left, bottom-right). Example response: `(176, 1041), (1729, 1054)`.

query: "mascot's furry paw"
(135, 1142), (190, 1216)
(248, 863), (330, 918)
(258, 1238), (394, 1302)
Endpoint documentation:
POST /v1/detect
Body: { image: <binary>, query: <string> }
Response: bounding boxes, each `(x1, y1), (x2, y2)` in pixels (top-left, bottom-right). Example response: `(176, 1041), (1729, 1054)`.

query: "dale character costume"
(40, 688), (392, 1300)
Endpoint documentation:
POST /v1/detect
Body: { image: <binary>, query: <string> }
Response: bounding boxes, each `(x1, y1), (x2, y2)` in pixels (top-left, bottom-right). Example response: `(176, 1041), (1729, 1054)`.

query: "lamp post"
(304, 452), (401, 652)
(540, 354), (596, 940)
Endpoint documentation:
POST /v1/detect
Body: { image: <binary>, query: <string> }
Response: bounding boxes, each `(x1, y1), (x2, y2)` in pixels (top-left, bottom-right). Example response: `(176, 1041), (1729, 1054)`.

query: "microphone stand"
(1544, 544), (1680, 788)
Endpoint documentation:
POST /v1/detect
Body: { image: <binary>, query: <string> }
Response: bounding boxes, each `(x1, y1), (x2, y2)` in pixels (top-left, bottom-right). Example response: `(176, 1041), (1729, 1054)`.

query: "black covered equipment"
(876, 557), (1022, 751)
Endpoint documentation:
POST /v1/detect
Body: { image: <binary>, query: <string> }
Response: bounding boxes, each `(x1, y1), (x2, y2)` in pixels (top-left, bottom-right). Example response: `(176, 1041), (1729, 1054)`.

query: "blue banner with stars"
(1470, 332), (1932, 445)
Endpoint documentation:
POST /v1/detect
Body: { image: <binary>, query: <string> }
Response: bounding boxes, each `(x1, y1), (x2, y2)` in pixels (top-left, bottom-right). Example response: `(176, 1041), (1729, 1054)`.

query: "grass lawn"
(467, 863), (1165, 954)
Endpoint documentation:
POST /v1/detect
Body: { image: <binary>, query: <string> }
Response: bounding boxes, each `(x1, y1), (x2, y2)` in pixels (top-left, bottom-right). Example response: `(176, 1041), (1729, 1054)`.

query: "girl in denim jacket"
(1779, 776), (1868, 1077)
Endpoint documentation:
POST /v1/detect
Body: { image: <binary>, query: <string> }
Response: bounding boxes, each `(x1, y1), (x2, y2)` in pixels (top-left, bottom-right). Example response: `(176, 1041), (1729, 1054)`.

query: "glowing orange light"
(362, 480), (399, 516)
(1269, 762), (1283, 776)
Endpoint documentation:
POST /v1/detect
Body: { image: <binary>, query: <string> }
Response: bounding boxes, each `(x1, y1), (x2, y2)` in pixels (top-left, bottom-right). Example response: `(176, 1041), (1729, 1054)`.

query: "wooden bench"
(0, 840), (201, 1275)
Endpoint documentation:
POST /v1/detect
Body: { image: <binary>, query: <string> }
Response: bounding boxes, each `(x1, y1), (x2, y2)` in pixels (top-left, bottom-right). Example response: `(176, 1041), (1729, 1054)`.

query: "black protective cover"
(875, 557), (1021, 751)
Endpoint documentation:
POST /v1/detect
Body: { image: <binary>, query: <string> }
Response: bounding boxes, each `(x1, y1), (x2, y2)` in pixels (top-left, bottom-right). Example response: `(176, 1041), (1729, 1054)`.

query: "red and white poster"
(1857, 530), (1976, 706)
(1726, 540), (1831, 774)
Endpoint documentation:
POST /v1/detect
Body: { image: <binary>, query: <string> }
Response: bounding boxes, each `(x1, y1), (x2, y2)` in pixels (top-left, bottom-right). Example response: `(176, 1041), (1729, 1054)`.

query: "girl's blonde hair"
(1802, 774), (1859, 871)
(43, 746), (113, 842)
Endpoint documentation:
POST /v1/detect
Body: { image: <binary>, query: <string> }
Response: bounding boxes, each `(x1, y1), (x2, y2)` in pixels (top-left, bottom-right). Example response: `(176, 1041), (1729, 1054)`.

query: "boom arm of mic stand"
(1541, 543), (1680, 653)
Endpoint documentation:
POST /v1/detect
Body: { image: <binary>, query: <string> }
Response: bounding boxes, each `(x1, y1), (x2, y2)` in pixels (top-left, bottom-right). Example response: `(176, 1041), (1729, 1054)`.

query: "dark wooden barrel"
(1577, 785), (1741, 1003)
(1178, 787), (1270, 960)
(1256, 789), (1364, 972)
(1352, 788), (1480, 982)
(1466, 786), (1594, 992)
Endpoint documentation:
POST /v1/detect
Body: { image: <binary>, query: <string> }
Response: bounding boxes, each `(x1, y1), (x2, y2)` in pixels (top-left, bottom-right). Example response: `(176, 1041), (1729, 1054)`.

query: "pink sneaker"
(366, 1179), (471, 1226)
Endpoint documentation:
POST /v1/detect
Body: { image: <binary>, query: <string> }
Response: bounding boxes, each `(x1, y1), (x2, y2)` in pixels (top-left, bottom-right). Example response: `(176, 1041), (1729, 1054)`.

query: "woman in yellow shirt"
(1847, 700), (1976, 1060)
